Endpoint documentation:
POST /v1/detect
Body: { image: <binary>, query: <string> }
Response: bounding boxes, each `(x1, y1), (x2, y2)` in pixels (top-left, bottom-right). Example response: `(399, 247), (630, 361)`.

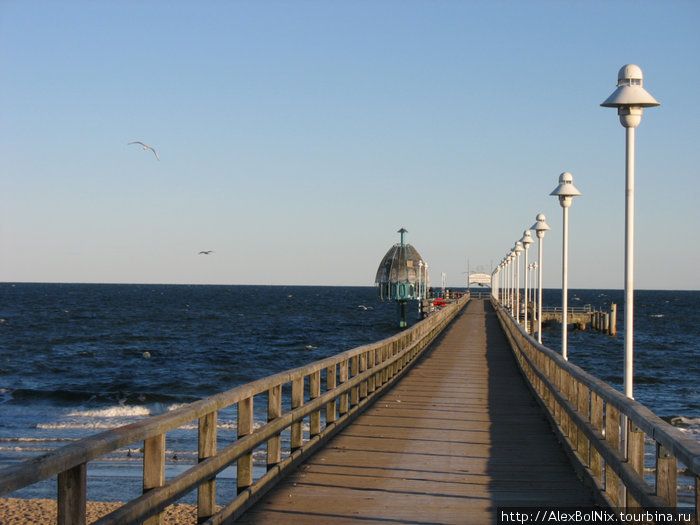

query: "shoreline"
(0, 498), (199, 524)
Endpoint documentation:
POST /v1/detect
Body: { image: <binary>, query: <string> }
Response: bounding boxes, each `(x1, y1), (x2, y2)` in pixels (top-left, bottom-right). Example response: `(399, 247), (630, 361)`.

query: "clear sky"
(1, 1), (698, 289)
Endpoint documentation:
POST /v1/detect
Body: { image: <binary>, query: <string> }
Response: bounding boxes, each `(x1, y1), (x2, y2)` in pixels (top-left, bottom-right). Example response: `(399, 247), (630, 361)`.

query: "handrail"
(492, 297), (700, 517)
(0, 296), (469, 524)
(540, 305), (594, 314)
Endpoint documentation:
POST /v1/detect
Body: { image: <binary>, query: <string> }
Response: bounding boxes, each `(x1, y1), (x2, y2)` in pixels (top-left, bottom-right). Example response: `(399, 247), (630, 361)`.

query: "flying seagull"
(128, 141), (159, 160)
(198, 250), (214, 255)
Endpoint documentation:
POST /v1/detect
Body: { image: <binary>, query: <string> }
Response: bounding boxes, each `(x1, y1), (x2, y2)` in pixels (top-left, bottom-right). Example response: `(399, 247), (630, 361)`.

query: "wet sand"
(0, 498), (199, 524)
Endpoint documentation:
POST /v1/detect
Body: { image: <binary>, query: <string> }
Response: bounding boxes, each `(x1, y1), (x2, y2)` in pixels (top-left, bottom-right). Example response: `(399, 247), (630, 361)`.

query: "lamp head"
(514, 241), (524, 255)
(531, 212), (551, 239)
(550, 172), (581, 208)
(601, 64), (659, 127)
(520, 230), (534, 248)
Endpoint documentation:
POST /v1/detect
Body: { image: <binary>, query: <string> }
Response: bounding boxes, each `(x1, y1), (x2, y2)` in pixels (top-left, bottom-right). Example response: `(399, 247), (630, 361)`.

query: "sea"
(0, 283), (698, 506)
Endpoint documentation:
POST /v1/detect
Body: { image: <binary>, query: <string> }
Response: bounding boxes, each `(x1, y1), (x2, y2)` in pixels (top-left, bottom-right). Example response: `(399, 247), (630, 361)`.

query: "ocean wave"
(669, 416), (700, 427)
(0, 436), (76, 443)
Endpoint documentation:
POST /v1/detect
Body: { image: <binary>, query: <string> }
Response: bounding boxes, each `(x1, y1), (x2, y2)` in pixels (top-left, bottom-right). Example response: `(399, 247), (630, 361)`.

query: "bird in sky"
(198, 250), (214, 255)
(128, 141), (159, 160)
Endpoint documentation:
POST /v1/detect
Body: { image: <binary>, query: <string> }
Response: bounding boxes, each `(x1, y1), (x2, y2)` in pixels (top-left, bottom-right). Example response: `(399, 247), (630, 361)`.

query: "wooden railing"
(493, 298), (700, 518)
(0, 296), (468, 524)
(540, 305), (594, 314)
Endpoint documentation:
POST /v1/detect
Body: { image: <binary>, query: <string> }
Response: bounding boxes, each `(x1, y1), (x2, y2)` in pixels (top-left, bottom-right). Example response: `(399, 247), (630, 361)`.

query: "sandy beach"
(0, 498), (199, 524)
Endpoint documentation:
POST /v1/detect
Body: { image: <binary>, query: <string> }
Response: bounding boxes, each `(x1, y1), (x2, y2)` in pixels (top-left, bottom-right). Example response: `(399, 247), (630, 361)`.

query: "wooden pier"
(1, 295), (698, 524)
(538, 303), (617, 334)
(236, 299), (595, 524)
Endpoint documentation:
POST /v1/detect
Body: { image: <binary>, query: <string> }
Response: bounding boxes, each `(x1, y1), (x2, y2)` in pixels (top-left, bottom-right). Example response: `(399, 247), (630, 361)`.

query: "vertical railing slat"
(143, 434), (166, 525)
(590, 392), (604, 485)
(291, 377), (304, 450)
(198, 411), (218, 522)
(339, 360), (349, 416)
(57, 463), (86, 525)
(359, 351), (368, 400)
(626, 422), (644, 509)
(309, 371), (321, 437)
(655, 444), (677, 507)
(237, 397), (254, 493)
(326, 364), (337, 424)
(350, 355), (359, 407)
(605, 404), (621, 506)
(267, 385), (282, 469)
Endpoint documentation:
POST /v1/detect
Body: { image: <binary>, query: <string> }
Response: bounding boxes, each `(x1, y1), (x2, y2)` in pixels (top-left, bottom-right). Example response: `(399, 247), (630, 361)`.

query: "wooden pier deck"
(237, 299), (595, 524)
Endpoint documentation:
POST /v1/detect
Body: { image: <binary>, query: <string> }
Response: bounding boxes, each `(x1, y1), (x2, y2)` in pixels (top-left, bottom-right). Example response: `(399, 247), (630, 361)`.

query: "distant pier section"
(539, 303), (618, 335)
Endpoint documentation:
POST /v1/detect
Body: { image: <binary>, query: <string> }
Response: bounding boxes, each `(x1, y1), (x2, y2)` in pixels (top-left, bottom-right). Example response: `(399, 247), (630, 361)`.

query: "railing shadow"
(482, 299), (598, 514)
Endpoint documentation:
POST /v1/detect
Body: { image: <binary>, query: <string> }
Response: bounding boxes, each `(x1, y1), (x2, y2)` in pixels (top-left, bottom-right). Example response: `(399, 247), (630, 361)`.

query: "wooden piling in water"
(610, 303), (617, 335)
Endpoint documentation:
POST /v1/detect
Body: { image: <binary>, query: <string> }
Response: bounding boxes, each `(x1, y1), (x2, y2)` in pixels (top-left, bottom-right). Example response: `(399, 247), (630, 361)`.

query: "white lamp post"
(531, 213), (551, 344)
(520, 231), (534, 332)
(514, 241), (524, 323)
(507, 252), (515, 312)
(418, 260), (423, 299)
(550, 172), (581, 360)
(529, 262), (537, 330)
(602, 64), (659, 399)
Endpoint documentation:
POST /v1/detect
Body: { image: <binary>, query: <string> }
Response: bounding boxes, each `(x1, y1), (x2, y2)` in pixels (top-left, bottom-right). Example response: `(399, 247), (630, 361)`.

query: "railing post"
(605, 404), (621, 506)
(267, 385), (282, 469)
(143, 434), (166, 525)
(198, 411), (217, 523)
(576, 382), (590, 467)
(339, 359), (349, 415)
(359, 351), (368, 400)
(309, 370), (321, 438)
(237, 397), (253, 493)
(367, 349), (376, 393)
(655, 444), (677, 507)
(57, 463), (86, 525)
(626, 422), (644, 509)
(350, 355), (359, 407)
(326, 364), (337, 424)
(291, 377), (304, 450)
(590, 392), (604, 486)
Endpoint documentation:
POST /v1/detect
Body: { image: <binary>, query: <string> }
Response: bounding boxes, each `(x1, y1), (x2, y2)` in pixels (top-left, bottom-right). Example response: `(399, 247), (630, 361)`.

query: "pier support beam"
(397, 300), (407, 328)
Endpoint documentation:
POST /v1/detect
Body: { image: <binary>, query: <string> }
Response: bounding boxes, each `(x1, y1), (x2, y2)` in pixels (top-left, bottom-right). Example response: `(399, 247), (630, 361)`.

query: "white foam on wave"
(67, 406), (153, 418)
(670, 416), (700, 427)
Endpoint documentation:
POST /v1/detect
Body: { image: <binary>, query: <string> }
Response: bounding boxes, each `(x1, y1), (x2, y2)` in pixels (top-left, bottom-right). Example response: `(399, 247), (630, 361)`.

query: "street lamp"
(531, 213), (551, 344)
(520, 230), (534, 332)
(514, 241), (524, 323)
(529, 262), (537, 324)
(550, 172), (581, 360)
(507, 252), (515, 312)
(602, 64), (659, 399)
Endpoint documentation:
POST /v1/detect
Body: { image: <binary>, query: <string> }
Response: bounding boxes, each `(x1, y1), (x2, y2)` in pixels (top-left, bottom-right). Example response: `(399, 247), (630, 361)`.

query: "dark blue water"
(0, 284), (698, 503)
(540, 289), (700, 424)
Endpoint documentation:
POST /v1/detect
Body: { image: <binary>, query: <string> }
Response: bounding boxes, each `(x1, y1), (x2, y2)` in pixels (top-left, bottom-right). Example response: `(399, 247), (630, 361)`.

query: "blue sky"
(1, 1), (698, 289)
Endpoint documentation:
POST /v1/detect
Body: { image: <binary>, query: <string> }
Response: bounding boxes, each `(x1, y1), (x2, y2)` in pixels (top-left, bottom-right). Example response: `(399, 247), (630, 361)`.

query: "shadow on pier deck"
(237, 299), (594, 524)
